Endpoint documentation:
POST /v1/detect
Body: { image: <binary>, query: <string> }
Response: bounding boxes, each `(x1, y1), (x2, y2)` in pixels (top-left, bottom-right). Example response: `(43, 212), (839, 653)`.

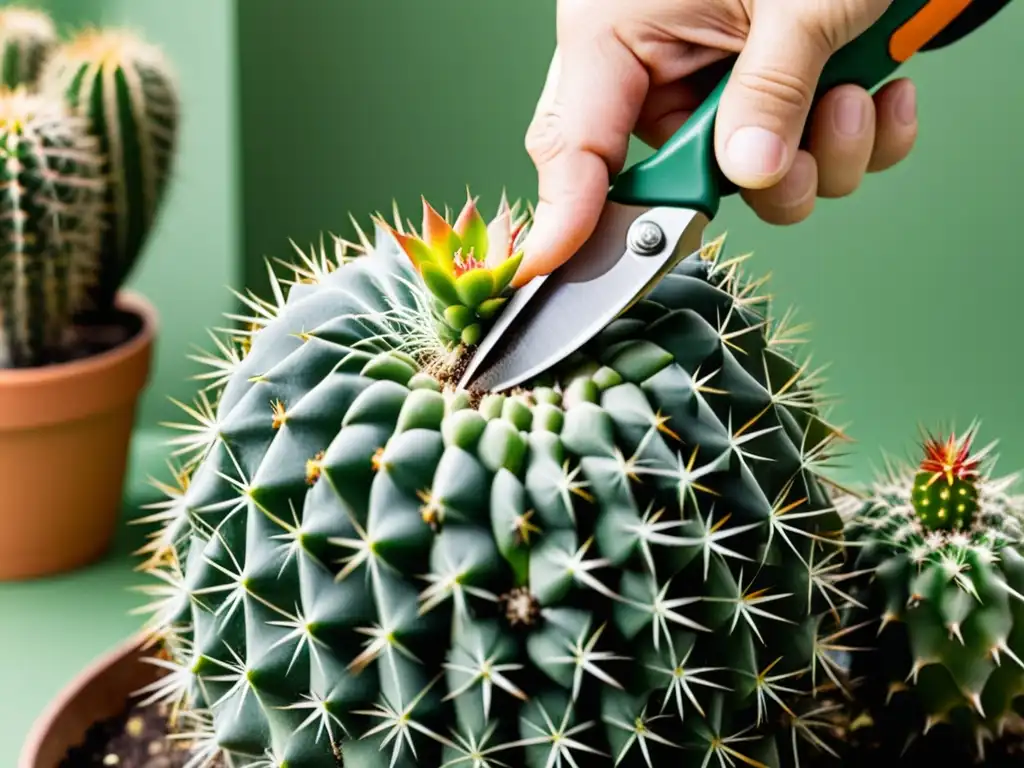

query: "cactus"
(838, 425), (1024, 763)
(0, 6), (56, 91)
(137, 195), (856, 768)
(0, 86), (105, 368)
(40, 27), (179, 313)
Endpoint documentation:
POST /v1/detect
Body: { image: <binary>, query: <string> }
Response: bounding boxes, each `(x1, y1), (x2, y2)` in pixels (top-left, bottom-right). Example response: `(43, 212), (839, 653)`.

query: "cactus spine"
(0, 6), (56, 90)
(0, 86), (104, 367)
(40, 28), (179, 312)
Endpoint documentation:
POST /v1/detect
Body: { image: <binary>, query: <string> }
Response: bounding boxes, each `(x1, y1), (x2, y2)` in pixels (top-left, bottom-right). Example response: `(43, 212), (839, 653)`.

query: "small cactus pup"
(0, 5), (56, 90)
(40, 26), (179, 315)
(0, 85), (105, 368)
(385, 192), (529, 352)
(137, 195), (857, 768)
(839, 425), (1024, 763)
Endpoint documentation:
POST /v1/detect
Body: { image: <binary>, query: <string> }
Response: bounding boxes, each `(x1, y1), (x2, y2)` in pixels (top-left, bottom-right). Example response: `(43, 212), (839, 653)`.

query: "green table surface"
(0, 430), (171, 763)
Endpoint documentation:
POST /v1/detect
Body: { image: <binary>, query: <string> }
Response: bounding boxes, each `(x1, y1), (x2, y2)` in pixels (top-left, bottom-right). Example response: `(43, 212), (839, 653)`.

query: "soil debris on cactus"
(136, 193), (858, 767)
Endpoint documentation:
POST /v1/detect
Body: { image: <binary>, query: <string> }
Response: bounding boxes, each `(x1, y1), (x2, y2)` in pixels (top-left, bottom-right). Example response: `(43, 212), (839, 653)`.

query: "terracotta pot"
(0, 290), (157, 580)
(19, 633), (161, 768)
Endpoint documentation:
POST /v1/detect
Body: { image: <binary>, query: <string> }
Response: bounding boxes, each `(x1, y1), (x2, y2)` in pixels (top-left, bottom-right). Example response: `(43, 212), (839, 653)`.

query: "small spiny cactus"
(838, 425), (1024, 763)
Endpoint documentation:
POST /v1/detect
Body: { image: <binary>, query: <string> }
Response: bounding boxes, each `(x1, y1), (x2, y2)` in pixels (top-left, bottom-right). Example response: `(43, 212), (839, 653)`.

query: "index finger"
(513, 31), (648, 287)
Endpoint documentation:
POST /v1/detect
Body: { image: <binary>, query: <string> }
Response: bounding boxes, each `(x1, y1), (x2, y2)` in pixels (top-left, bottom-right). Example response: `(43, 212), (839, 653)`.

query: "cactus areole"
(137, 193), (854, 768)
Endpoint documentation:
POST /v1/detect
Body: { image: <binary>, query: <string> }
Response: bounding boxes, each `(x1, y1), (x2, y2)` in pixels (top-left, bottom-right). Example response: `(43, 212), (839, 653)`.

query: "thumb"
(714, 7), (852, 190)
(513, 37), (647, 287)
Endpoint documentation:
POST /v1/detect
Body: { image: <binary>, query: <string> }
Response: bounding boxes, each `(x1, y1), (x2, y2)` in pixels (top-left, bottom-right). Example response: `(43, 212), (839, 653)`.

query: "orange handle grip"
(890, 0), (975, 62)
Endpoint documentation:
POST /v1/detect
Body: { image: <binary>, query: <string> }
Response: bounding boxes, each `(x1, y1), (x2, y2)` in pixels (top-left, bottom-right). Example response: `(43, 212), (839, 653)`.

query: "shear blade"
(459, 202), (708, 393)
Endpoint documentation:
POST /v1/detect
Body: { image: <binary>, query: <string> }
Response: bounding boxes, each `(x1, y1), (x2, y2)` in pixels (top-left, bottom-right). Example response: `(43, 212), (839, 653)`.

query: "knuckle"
(798, 13), (845, 54)
(733, 66), (814, 114)
(797, 0), (874, 52)
(525, 111), (569, 167)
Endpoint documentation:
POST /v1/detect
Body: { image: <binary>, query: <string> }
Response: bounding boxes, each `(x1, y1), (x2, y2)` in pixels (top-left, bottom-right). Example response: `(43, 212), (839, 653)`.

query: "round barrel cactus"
(0, 85), (105, 368)
(137, 195), (855, 768)
(40, 27), (179, 312)
(839, 426), (1024, 763)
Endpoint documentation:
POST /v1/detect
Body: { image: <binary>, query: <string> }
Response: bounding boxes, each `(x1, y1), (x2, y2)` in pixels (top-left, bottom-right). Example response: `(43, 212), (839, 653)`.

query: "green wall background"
(237, 0), (558, 289)
(238, 0), (1024, 483)
(2, 0), (241, 431)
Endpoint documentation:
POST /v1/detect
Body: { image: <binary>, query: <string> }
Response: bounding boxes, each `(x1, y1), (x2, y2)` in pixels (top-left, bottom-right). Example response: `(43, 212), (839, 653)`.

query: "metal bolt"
(627, 220), (664, 256)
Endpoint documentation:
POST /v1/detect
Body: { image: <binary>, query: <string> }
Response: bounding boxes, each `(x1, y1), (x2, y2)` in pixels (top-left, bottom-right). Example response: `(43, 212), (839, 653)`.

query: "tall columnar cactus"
(839, 426), (1024, 763)
(0, 86), (105, 368)
(136, 196), (856, 768)
(0, 6), (56, 90)
(40, 28), (179, 312)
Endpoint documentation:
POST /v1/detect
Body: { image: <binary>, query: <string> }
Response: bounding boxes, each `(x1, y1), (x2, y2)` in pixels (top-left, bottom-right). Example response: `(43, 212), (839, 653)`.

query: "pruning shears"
(459, 0), (1014, 393)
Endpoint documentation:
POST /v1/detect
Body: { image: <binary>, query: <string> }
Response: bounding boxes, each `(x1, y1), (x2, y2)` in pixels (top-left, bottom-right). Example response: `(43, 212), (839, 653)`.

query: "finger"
(514, 32), (648, 286)
(806, 84), (876, 198)
(633, 80), (699, 149)
(713, 7), (833, 190)
(633, 60), (731, 148)
(713, 0), (887, 191)
(868, 78), (918, 173)
(740, 149), (818, 225)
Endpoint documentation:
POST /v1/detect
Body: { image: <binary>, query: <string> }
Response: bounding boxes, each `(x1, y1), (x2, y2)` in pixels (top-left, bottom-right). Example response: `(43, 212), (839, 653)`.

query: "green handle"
(607, 0), (1014, 217)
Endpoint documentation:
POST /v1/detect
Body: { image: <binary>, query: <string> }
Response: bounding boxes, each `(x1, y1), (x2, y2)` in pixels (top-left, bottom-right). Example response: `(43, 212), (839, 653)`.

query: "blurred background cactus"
(0, 6), (179, 368)
(41, 27), (179, 314)
(0, 5), (55, 90)
(0, 85), (104, 367)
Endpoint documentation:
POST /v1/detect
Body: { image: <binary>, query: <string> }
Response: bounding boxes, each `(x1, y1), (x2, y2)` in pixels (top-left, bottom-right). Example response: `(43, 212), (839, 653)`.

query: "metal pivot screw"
(627, 220), (665, 256)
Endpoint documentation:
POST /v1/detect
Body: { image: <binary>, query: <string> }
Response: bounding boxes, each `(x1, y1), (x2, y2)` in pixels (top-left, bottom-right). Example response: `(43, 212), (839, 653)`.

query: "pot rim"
(18, 631), (155, 768)
(0, 289), (159, 388)
(0, 290), (159, 430)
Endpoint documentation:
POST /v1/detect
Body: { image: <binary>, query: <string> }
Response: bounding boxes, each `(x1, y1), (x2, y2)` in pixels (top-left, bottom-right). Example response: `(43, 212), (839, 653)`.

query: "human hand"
(513, 0), (919, 286)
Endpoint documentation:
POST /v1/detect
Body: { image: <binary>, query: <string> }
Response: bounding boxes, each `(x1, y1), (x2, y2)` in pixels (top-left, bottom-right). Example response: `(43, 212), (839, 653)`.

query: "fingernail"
(725, 127), (787, 178)
(895, 82), (917, 125)
(834, 94), (867, 136)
